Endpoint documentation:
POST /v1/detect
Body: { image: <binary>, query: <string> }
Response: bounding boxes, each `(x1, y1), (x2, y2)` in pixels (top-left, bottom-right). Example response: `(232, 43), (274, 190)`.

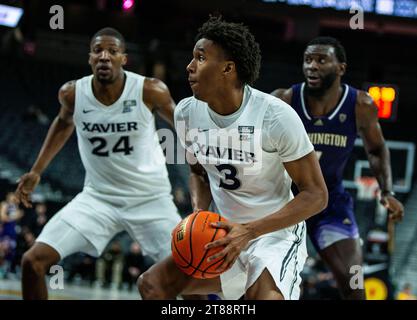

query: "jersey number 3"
(215, 164), (241, 190)
(89, 136), (133, 157)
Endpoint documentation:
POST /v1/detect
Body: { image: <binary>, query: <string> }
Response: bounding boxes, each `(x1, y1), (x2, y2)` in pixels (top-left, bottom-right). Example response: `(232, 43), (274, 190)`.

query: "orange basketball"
(171, 211), (228, 279)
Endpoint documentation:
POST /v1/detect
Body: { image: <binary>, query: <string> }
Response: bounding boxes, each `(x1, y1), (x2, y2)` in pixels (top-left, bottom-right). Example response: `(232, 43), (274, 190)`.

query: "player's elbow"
(312, 185), (328, 215)
(304, 184), (328, 218)
(318, 187), (328, 212)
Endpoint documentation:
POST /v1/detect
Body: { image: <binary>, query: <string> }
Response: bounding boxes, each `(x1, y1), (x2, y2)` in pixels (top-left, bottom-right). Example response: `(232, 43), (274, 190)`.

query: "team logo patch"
(343, 218), (352, 225)
(122, 100), (137, 113)
(339, 113), (347, 123)
(314, 119), (324, 126)
(238, 126), (254, 141)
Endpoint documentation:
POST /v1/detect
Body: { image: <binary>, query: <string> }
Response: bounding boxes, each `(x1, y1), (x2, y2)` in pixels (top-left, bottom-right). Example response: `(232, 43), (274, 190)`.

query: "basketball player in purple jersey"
(272, 37), (404, 299)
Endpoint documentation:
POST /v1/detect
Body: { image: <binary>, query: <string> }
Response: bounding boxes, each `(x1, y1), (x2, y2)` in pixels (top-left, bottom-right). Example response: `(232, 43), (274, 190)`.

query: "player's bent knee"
(21, 250), (48, 276)
(138, 271), (168, 300)
(21, 244), (59, 276)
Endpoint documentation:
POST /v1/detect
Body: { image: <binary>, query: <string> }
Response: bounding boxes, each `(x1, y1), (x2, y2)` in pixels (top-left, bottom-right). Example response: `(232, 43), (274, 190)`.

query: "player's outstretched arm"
(189, 162), (213, 212)
(15, 81), (76, 208)
(143, 77), (176, 128)
(356, 91), (404, 221)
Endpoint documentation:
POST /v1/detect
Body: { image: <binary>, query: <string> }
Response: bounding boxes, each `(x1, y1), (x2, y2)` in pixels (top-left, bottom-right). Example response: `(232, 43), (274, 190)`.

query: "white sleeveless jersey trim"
(178, 87), (311, 238)
(73, 71), (171, 199)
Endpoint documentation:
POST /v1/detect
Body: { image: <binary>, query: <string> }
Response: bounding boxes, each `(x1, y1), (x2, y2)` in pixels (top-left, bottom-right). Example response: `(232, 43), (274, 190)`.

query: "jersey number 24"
(88, 136), (133, 157)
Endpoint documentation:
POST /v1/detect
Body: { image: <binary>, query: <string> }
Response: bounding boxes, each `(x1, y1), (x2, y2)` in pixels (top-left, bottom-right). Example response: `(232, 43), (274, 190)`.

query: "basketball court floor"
(0, 278), (139, 300)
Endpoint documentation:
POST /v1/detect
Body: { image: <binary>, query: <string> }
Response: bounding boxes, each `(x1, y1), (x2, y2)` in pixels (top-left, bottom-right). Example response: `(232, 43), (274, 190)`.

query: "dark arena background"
(0, 0), (416, 302)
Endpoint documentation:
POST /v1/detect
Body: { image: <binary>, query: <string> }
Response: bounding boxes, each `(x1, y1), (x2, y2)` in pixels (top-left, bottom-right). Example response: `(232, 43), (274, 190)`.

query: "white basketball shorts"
(36, 188), (181, 262)
(219, 222), (308, 300)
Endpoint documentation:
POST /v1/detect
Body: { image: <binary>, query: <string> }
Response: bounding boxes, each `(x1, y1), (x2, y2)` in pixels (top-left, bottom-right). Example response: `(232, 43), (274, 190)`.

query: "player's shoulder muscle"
(270, 87), (293, 105)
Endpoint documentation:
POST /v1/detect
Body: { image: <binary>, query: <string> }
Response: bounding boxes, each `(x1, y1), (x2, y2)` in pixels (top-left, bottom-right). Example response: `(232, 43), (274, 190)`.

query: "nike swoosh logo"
(83, 109), (94, 114)
(198, 128), (210, 132)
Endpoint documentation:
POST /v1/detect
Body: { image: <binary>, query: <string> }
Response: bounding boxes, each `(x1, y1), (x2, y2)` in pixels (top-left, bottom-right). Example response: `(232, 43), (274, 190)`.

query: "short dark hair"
(196, 16), (261, 86)
(307, 36), (347, 63)
(91, 27), (126, 51)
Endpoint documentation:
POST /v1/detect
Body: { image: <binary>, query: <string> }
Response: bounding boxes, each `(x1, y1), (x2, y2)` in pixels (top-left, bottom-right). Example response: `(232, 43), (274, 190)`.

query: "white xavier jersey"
(175, 85), (313, 237)
(73, 71), (171, 199)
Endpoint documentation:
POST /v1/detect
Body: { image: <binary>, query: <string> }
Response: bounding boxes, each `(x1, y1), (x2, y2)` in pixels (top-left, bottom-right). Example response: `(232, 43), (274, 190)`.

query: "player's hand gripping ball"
(171, 211), (229, 279)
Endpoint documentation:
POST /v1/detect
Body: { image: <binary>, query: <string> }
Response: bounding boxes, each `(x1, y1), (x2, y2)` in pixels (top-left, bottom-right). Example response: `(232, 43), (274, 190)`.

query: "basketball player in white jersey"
(14, 28), (182, 299)
(138, 17), (328, 300)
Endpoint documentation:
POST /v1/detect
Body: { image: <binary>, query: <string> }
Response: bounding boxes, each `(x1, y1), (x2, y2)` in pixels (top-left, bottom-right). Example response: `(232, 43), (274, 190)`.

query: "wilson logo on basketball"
(176, 219), (188, 242)
(176, 229), (184, 241)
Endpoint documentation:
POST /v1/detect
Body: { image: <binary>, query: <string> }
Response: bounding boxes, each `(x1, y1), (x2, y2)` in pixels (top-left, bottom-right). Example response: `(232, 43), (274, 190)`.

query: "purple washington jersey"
(291, 82), (360, 250)
(291, 82), (358, 192)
